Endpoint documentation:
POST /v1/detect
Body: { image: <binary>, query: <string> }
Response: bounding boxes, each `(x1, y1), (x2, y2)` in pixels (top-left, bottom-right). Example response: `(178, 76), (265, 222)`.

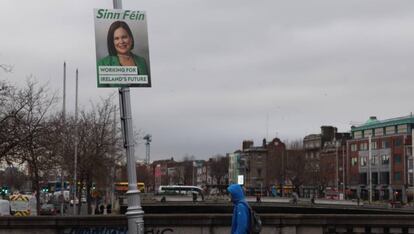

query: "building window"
(354, 131), (362, 139)
(360, 173), (367, 184)
(360, 142), (368, 151)
(364, 129), (373, 138)
(257, 169), (262, 177)
(371, 141), (377, 150)
(375, 128), (384, 136)
(408, 147), (413, 158)
(381, 172), (390, 184)
(385, 126), (395, 135)
(382, 154), (390, 165)
(394, 154), (401, 164)
(394, 138), (402, 147)
(360, 156), (367, 167)
(382, 140), (390, 149)
(394, 172), (401, 181)
(371, 155), (377, 165)
(372, 172), (378, 185)
(351, 157), (358, 166)
(351, 144), (357, 152)
(397, 124), (408, 133)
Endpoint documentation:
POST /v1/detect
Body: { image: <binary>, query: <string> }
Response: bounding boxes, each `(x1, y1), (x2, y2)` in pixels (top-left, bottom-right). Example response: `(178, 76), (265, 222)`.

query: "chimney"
(242, 140), (254, 150)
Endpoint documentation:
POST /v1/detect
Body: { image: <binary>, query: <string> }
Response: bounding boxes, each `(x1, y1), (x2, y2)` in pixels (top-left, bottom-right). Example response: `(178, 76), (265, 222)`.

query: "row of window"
(351, 154), (402, 167)
(359, 171), (402, 184)
(354, 125), (410, 139)
(350, 138), (402, 152)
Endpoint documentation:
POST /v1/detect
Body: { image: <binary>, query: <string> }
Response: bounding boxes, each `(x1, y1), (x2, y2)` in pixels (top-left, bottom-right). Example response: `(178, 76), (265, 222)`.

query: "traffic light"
(0, 186), (8, 196)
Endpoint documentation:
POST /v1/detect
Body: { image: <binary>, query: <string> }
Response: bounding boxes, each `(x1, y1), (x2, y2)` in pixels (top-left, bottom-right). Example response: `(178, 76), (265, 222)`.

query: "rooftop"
(351, 114), (414, 132)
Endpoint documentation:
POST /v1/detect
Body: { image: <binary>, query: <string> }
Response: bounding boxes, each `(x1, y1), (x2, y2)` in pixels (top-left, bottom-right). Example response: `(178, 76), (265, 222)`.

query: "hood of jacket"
(227, 184), (245, 204)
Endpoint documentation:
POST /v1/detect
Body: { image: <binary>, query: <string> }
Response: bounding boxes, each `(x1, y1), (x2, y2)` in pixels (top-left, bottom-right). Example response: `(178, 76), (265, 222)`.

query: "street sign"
(238, 175), (244, 185)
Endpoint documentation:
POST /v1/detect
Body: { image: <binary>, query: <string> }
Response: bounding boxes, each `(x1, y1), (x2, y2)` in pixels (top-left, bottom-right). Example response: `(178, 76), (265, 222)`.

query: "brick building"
(347, 116), (414, 202)
(152, 158), (176, 191)
(242, 140), (267, 194)
(319, 133), (350, 198)
(230, 138), (286, 195)
(303, 126), (350, 198)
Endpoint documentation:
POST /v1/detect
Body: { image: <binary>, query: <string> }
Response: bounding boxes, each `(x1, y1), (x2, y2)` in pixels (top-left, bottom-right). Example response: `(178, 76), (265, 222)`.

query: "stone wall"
(0, 214), (413, 234)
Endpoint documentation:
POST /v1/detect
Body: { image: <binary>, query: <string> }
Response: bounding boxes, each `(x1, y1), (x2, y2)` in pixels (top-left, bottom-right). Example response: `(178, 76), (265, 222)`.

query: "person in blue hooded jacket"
(227, 184), (250, 234)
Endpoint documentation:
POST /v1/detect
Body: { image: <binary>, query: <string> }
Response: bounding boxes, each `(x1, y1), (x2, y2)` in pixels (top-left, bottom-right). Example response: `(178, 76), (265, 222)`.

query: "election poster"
(94, 9), (151, 88)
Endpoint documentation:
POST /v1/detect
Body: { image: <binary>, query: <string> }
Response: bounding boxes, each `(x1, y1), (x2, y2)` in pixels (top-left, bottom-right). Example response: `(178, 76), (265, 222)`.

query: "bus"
(114, 182), (145, 193)
(157, 185), (204, 202)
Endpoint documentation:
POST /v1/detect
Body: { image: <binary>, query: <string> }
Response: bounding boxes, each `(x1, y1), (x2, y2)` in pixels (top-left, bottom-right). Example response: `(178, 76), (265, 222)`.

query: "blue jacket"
(227, 184), (250, 234)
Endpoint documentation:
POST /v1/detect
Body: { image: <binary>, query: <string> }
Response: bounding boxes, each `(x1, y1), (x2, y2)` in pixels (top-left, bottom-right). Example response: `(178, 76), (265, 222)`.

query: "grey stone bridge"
(0, 213), (414, 234)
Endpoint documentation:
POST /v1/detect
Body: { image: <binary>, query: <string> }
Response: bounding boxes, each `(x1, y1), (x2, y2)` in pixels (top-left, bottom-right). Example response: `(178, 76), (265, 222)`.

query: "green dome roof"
(364, 116), (379, 125)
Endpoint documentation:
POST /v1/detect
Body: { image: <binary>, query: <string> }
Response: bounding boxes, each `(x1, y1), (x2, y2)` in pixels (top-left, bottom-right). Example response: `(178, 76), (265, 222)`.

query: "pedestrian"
(107, 204), (112, 214)
(292, 192), (298, 204)
(256, 193), (261, 203)
(227, 184), (250, 234)
(310, 195), (315, 205)
(99, 204), (105, 214)
(192, 192), (198, 202)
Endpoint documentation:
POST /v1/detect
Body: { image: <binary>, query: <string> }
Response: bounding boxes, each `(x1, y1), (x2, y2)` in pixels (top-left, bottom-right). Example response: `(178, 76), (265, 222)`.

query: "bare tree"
(179, 157), (194, 185)
(208, 155), (229, 185)
(286, 149), (306, 194)
(2, 166), (28, 192)
(136, 164), (151, 187)
(285, 138), (304, 150)
(12, 80), (59, 212)
(74, 96), (122, 214)
(0, 80), (31, 159)
(0, 64), (13, 73)
(170, 166), (184, 185)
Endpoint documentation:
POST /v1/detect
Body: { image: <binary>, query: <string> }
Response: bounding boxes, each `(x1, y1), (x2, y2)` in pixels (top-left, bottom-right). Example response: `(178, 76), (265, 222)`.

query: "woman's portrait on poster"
(97, 20), (149, 77)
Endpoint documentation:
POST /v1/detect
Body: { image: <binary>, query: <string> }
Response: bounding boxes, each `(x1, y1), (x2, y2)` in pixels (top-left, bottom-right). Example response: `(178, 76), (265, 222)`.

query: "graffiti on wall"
(62, 227), (127, 234)
(63, 227), (174, 234)
(145, 228), (174, 234)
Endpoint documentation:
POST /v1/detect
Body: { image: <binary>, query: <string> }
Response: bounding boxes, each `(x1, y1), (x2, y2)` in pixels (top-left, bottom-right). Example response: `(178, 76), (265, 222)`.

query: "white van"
(53, 190), (70, 202)
(157, 185), (204, 202)
(0, 200), (10, 216)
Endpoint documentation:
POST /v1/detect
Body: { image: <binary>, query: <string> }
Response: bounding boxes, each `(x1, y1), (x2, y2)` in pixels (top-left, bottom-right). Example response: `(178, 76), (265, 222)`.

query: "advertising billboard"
(94, 9), (151, 88)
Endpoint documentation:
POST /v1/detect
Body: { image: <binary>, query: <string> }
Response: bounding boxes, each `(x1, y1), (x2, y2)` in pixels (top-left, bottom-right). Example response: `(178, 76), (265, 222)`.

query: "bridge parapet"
(0, 214), (413, 233)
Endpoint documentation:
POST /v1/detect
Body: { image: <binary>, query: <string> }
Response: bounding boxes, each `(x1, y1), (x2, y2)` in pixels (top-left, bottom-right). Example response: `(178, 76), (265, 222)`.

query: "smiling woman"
(97, 21), (148, 76)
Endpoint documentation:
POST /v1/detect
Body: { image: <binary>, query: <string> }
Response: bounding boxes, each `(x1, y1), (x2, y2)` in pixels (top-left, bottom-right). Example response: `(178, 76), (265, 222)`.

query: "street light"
(368, 135), (372, 204)
(143, 134), (152, 164)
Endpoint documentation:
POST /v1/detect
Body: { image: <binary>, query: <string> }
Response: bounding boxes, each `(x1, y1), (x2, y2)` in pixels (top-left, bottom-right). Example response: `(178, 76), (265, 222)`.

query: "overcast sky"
(1, 0), (414, 161)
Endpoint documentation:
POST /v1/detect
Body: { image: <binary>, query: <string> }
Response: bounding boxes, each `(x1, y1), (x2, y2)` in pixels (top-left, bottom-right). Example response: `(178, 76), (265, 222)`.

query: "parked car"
(39, 203), (56, 215)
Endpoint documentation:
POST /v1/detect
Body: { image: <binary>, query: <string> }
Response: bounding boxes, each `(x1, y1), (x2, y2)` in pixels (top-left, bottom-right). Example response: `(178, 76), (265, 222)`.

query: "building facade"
(303, 126), (350, 198)
(347, 116), (414, 202)
(228, 151), (242, 184)
(230, 138), (286, 195)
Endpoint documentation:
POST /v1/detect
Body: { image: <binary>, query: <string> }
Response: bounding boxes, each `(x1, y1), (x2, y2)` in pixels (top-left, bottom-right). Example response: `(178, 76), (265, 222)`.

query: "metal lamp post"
(114, 1), (144, 233)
